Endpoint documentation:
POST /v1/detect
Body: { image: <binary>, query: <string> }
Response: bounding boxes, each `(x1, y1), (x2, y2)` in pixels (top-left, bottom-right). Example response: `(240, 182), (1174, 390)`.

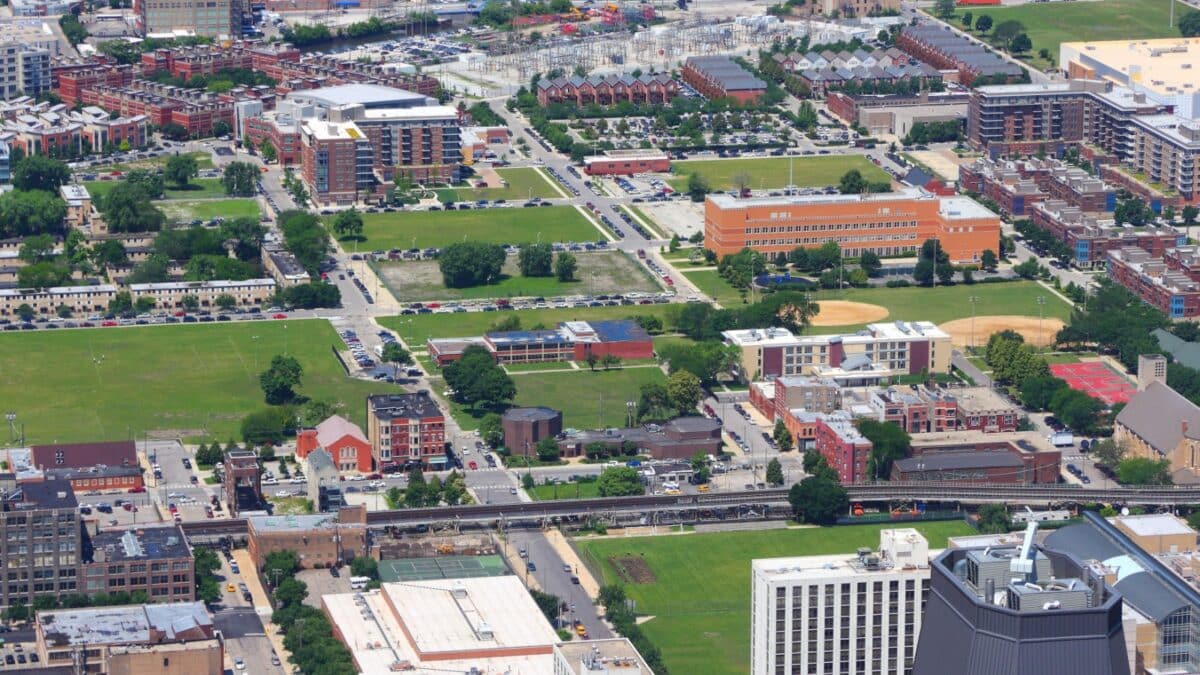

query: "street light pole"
(968, 295), (980, 350)
(1036, 296), (1046, 347)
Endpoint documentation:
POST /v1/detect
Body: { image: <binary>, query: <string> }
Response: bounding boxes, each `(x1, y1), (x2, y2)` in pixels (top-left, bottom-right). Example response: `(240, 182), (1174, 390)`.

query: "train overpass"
(180, 483), (1200, 540)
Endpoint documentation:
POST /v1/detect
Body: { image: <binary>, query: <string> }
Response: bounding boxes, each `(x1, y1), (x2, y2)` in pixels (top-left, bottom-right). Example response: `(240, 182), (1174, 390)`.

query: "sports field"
(337, 206), (601, 250)
(374, 250), (660, 301)
(577, 521), (974, 675)
(0, 321), (381, 444)
(377, 303), (677, 343)
(442, 167), (564, 202)
(157, 198), (261, 223)
(946, 0), (1177, 70)
(378, 555), (508, 582)
(667, 155), (890, 191)
(83, 178), (227, 202)
(807, 281), (1072, 332)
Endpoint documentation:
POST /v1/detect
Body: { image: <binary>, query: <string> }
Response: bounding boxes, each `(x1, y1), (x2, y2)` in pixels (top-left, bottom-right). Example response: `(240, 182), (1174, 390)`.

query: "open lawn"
(530, 480), (600, 500)
(83, 178), (228, 202)
(667, 155), (889, 192)
(807, 281), (1072, 332)
(944, 0), (1178, 70)
(101, 151), (215, 173)
(378, 303), (678, 343)
(437, 366), (667, 430)
(682, 269), (747, 306)
(373, 250), (660, 302)
(0, 320), (382, 444)
(337, 206), (600, 250)
(157, 198), (261, 223)
(443, 167), (564, 202)
(577, 520), (974, 675)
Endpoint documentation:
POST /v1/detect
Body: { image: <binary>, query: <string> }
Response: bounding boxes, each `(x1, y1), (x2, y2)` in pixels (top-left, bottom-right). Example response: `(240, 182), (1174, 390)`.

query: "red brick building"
(296, 414), (373, 474)
(813, 411), (873, 483)
(681, 56), (767, 104)
(29, 440), (144, 492)
(748, 375), (842, 422)
(1108, 246), (1200, 319)
(893, 436), (1061, 484)
(536, 73), (679, 106)
(365, 392), (447, 471)
(57, 64), (137, 107)
(583, 149), (670, 176)
(481, 320), (654, 365)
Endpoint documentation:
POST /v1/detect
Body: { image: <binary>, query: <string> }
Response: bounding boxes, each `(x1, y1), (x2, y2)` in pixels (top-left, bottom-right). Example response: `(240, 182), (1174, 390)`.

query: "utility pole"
(968, 295), (980, 349)
(1036, 296), (1046, 345)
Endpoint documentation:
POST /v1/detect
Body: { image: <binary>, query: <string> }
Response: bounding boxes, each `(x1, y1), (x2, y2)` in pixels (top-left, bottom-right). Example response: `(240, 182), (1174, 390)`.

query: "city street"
(502, 528), (612, 640)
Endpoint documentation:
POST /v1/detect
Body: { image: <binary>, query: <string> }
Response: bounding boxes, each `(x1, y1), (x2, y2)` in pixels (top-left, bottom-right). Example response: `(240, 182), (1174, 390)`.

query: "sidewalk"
(231, 549), (293, 666)
(545, 529), (600, 600)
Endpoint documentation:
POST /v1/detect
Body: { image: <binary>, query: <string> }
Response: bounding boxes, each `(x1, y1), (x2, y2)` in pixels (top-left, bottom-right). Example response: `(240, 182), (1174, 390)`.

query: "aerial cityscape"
(5, 0), (1200, 673)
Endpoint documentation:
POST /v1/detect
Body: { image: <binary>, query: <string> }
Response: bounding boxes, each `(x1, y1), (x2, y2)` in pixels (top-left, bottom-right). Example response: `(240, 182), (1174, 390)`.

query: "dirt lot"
(610, 555), (657, 584)
(375, 250), (661, 301)
(811, 300), (890, 326)
(940, 315), (1066, 348)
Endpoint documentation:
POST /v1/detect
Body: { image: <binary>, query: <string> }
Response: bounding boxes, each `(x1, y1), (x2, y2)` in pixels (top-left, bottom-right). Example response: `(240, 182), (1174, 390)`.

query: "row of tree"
(384, 467), (470, 507)
(265, 551), (359, 675)
(985, 331), (1105, 434)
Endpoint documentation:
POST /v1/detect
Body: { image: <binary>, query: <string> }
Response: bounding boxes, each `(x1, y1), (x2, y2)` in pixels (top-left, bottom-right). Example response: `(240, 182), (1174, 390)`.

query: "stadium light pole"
(1036, 296), (1046, 346)
(968, 295), (980, 350)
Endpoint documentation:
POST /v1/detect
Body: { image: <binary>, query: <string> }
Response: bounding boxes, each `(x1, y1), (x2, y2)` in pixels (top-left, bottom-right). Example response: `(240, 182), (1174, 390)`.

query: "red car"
(101, 320), (118, 327)
(174, 311), (186, 317)
(128, 486), (146, 493)
(468, 460), (478, 470)
(366, 473), (382, 480)
(272, 313), (287, 319)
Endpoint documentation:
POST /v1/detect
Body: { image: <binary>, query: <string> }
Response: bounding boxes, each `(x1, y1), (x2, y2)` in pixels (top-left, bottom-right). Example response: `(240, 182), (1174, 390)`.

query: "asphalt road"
(503, 528), (611, 640)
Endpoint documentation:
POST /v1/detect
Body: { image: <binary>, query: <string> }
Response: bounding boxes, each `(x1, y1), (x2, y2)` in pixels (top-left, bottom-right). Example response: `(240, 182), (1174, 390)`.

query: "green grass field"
(682, 269), (746, 306)
(436, 366), (667, 430)
(0, 321), (381, 444)
(339, 206), (601, 250)
(668, 155), (890, 192)
(378, 303), (677, 343)
(808, 281), (1073, 332)
(100, 151), (215, 173)
(443, 167), (565, 202)
(945, 0), (1178, 70)
(578, 521), (974, 675)
(157, 199), (261, 223)
(83, 178), (228, 202)
(530, 480), (600, 500)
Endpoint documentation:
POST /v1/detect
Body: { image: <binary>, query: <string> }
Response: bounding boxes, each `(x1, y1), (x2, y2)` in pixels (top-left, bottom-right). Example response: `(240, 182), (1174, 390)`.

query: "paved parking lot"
(297, 567), (352, 609)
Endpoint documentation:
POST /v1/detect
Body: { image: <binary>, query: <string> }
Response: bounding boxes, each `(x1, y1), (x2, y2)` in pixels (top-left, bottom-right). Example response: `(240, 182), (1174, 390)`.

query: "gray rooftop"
(39, 602), (211, 647)
(368, 392), (443, 421)
(895, 452), (1022, 472)
(84, 525), (190, 564)
(288, 83), (433, 110)
(1153, 329), (1200, 370)
(1114, 381), (1200, 455)
(502, 407), (562, 423)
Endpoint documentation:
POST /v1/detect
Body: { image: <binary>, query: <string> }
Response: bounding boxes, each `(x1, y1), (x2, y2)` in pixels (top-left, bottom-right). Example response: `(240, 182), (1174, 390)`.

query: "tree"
(975, 14), (993, 34)
(134, 296), (156, 314)
(443, 345), (516, 410)
(215, 293), (237, 311)
(977, 504), (1011, 534)
(980, 249), (998, 272)
(165, 154), (199, 189)
(518, 242), (554, 277)
(159, 122), (189, 141)
(838, 168), (866, 195)
(788, 475), (849, 526)
(585, 351), (599, 371)
(857, 420), (911, 480)
(637, 382), (674, 422)
(241, 407), (291, 446)
(5, 601), (28, 623)
(438, 241), (506, 288)
(91, 239), (128, 266)
(1092, 438), (1128, 468)
(12, 155), (70, 192)
(600, 353), (621, 371)
(479, 413), (504, 449)
(1008, 32), (1032, 54)
(529, 589), (563, 626)
(404, 468), (428, 507)
(991, 19), (1026, 46)
(686, 172), (709, 202)
(960, 10), (973, 26)
(666, 370), (702, 415)
(535, 437), (560, 462)
(773, 419), (794, 452)
(859, 250), (881, 277)
(597, 466), (644, 496)
(100, 182), (165, 233)
(766, 458), (784, 486)
(263, 550), (301, 581)
(18, 262), (70, 290)
(222, 161), (259, 197)
(381, 342), (412, 378)
(1184, 205), (1200, 226)
(555, 252), (577, 282)
(933, 0), (955, 18)
(0, 189), (69, 238)
(212, 120), (231, 138)
(260, 139), (277, 163)
(1116, 457), (1172, 485)
(108, 291), (134, 316)
(259, 355), (303, 404)
(332, 208), (364, 239)
(181, 294), (200, 311)
(15, 304), (34, 322)
(1180, 9), (1200, 37)
(18, 234), (56, 264)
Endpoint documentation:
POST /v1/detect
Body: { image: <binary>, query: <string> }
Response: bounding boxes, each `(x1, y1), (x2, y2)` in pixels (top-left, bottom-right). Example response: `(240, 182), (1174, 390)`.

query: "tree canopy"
(597, 466), (644, 496)
(442, 345), (516, 411)
(438, 241), (506, 288)
(259, 355), (303, 404)
(788, 474), (848, 526)
(12, 155), (70, 193)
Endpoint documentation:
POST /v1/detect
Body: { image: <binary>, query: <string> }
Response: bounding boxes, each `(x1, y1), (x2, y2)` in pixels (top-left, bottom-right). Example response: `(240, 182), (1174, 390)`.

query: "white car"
(348, 475), (365, 482)
(234, 657), (245, 670)
(289, 477), (305, 484)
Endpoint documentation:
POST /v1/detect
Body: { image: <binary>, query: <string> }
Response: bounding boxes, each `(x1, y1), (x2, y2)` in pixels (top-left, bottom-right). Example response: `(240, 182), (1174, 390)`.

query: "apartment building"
(957, 155), (1115, 217)
(536, 72), (679, 106)
(0, 284), (115, 319)
(814, 410), (874, 483)
(0, 476), (81, 609)
(135, 0), (240, 38)
(0, 103), (147, 157)
(966, 81), (1101, 154)
(703, 188), (1001, 264)
(896, 24), (1022, 86)
(365, 392), (447, 471)
(129, 279), (276, 309)
(246, 506), (368, 570)
(1030, 200), (1183, 268)
(80, 79), (233, 137)
(681, 56), (767, 103)
(81, 525), (195, 602)
(1107, 247), (1200, 319)
(723, 321), (952, 385)
(751, 529), (931, 675)
(748, 375), (842, 422)
(36, 602), (222, 675)
(0, 20), (61, 99)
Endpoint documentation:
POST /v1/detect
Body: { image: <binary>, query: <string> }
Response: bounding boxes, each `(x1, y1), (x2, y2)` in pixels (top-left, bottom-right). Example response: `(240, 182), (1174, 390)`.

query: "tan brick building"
(247, 506), (368, 570)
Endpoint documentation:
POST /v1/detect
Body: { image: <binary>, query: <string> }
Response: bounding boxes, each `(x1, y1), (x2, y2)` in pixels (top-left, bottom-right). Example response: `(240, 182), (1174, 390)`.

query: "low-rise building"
(29, 440), (144, 491)
(261, 241), (311, 288)
(583, 149), (671, 176)
(813, 410), (874, 483)
(431, 320), (654, 366)
(682, 56), (767, 103)
(0, 283), (115, 318)
(81, 525), (195, 602)
(365, 392), (447, 471)
(555, 417), (722, 461)
(897, 24), (1023, 86)
(1114, 379), (1200, 480)
(35, 602), (222, 675)
(1030, 200), (1183, 269)
(752, 529), (931, 675)
(130, 278), (277, 310)
(891, 430), (1061, 484)
(1107, 247), (1200, 319)
(296, 414), (372, 474)
(501, 407), (564, 456)
(748, 375), (842, 422)
(536, 72), (679, 106)
(304, 449), (345, 512)
(247, 506), (368, 570)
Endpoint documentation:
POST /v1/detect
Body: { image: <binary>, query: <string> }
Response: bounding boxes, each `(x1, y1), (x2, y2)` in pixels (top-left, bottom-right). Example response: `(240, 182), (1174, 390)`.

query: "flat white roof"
(723, 327), (797, 346)
(301, 119), (364, 141)
(1114, 513), (1196, 537)
(707, 186), (925, 210)
(291, 83), (431, 108)
(129, 279), (275, 291)
(324, 578), (558, 674)
(359, 105), (459, 122)
(753, 549), (938, 583)
(939, 195), (998, 220)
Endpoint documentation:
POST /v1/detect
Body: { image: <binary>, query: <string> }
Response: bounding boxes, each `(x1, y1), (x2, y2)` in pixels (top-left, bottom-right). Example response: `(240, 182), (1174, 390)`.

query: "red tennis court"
(1049, 362), (1136, 406)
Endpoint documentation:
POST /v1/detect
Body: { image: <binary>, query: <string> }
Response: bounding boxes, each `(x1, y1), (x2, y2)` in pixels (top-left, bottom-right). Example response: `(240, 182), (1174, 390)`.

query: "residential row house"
(897, 24), (1023, 86)
(0, 279), (276, 318)
(1107, 246), (1200, 319)
(535, 72), (679, 106)
(958, 156), (1117, 217)
(365, 392), (447, 471)
(0, 100), (147, 156)
(1030, 199), (1183, 269)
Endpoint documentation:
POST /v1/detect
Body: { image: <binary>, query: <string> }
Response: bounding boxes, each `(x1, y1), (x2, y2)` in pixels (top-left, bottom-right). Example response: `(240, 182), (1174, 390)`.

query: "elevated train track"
(179, 483), (1200, 539)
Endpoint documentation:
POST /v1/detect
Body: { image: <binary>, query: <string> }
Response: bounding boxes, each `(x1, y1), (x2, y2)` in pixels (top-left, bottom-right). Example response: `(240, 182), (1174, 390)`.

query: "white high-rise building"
(751, 529), (932, 675)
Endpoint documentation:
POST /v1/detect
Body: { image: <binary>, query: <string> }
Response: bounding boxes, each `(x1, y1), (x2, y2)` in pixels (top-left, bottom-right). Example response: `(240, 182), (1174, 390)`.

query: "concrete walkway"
(952, 350), (992, 387)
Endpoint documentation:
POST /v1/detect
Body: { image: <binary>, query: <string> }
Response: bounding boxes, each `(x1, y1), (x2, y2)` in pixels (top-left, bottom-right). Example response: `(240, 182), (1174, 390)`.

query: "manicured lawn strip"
(435, 367), (667, 430)
(0, 320), (382, 444)
(503, 361), (576, 373)
(336, 206), (599, 250)
(943, 0), (1178, 71)
(530, 480), (600, 500)
(667, 155), (889, 191)
(576, 520), (974, 675)
(448, 167), (564, 201)
(681, 269), (748, 306)
(378, 304), (678, 343)
(805, 281), (1073, 333)
(157, 198), (261, 223)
